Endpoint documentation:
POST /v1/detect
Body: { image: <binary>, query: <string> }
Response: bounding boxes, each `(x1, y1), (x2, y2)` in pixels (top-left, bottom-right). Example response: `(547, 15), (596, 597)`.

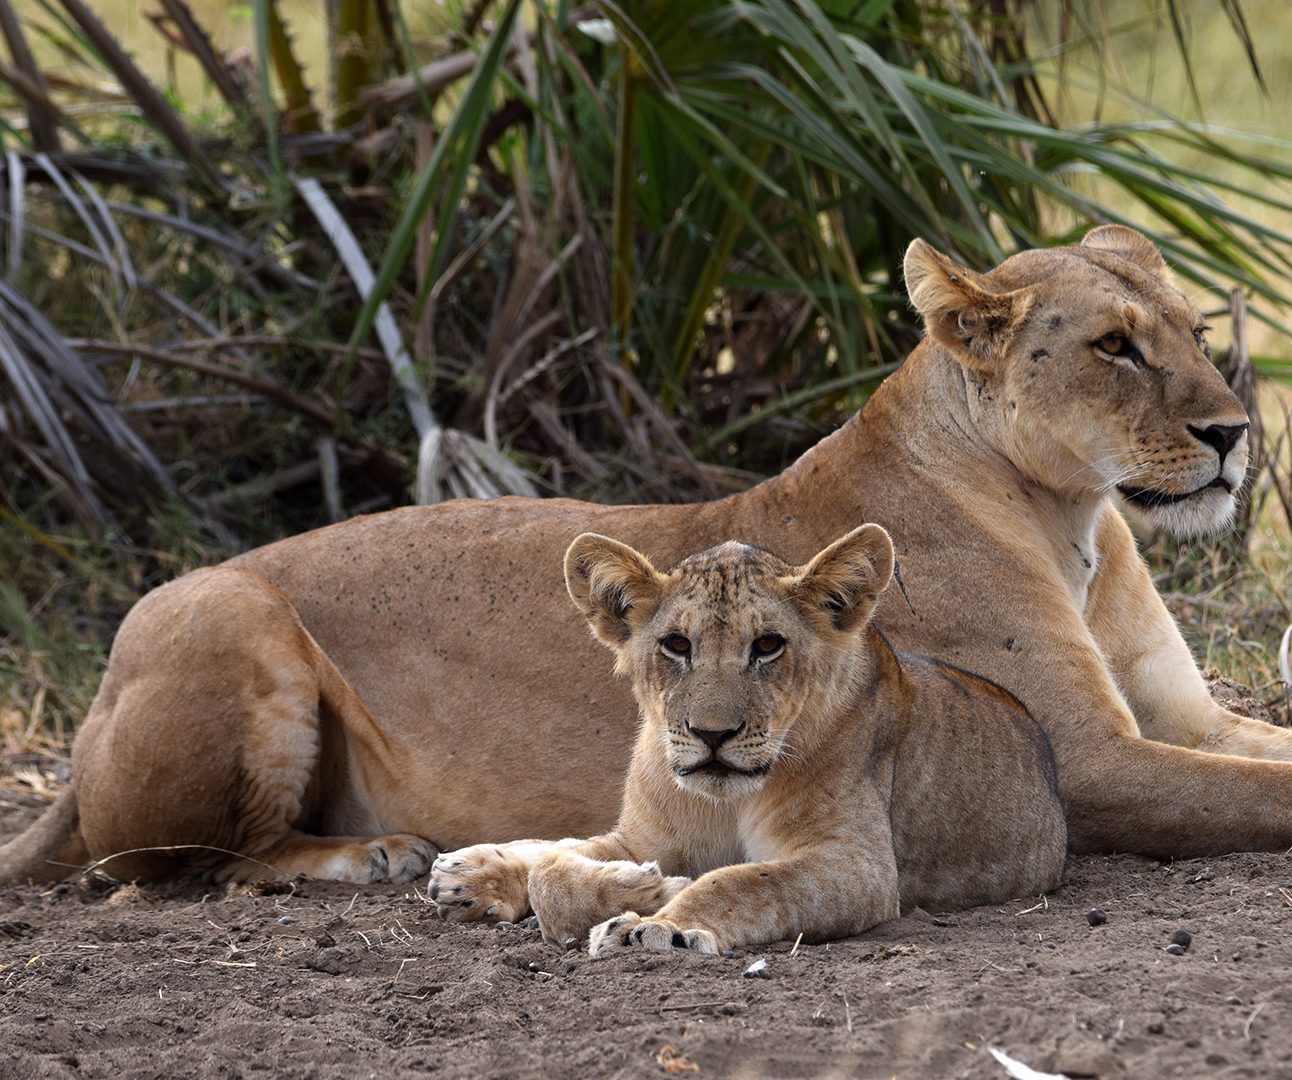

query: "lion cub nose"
(687, 722), (744, 750)
(1188, 421), (1248, 463)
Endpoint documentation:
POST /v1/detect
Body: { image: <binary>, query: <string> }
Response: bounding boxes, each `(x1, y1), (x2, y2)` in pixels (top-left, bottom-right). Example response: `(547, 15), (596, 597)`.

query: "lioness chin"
(428, 527), (1067, 954)
(4, 224), (1288, 887)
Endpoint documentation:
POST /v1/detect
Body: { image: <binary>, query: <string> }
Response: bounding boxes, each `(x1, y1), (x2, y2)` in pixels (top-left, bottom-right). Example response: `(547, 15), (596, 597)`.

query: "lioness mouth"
(676, 759), (770, 779)
(1117, 474), (1232, 510)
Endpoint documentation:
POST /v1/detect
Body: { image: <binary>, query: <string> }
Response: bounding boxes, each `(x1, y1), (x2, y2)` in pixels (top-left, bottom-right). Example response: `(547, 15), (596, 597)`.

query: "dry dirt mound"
(4, 799), (1292, 1079)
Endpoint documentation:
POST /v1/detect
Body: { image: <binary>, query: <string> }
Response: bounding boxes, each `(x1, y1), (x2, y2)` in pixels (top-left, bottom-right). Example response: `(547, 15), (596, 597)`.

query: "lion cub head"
(564, 526), (894, 802)
(904, 225), (1249, 537)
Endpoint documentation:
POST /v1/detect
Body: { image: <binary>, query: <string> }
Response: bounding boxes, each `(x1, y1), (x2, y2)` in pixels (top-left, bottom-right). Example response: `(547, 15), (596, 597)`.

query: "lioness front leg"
(1087, 510), (1292, 761)
(589, 846), (899, 957)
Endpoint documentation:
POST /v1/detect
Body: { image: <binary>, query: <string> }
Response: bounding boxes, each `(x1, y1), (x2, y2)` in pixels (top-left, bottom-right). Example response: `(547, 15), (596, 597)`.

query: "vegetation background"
(0, 0), (1289, 766)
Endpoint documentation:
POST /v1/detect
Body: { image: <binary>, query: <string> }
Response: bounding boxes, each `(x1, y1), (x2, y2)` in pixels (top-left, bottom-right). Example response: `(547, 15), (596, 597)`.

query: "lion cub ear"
(903, 239), (1033, 369)
(789, 524), (895, 634)
(565, 534), (666, 649)
(1080, 224), (1172, 283)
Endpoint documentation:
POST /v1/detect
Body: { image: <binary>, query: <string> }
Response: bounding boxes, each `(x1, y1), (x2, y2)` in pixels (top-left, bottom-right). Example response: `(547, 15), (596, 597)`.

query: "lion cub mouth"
(675, 758), (771, 780)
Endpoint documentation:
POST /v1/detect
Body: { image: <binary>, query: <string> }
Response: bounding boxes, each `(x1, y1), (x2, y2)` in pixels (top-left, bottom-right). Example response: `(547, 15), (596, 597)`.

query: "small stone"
(1086, 907), (1108, 927)
(743, 957), (769, 978)
(722, 950), (735, 959)
(314, 930), (336, 948)
(226, 950), (249, 962)
(305, 947), (348, 975)
(527, 961), (547, 974)
(277, 915), (296, 925)
(561, 937), (579, 952)
(493, 921), (513, 931)
(1165, 943), (1186, 956)
(160, 932), (179, 943)
(1147, 1021), (1165, 1035)
(1224, 995), (1242, 1005)
(1169, 928), (1192, 950)
(522, 915), (540, 931)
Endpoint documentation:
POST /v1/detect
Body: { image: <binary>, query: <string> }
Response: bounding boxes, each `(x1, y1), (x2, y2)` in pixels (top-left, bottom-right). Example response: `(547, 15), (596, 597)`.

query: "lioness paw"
(430, 845), (529, 924)
(377, 835), (439, 884)
(588, 912), (719, 957)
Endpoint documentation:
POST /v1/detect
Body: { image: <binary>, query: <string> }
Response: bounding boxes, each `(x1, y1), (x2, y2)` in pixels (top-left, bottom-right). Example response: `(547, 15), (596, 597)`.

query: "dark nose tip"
(687, 722), (743, 750)
(1188, 421), (1248, 462)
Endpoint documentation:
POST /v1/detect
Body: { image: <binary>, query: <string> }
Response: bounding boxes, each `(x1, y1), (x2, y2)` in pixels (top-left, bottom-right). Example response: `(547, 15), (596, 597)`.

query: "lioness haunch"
(429, 527), (1066, 954)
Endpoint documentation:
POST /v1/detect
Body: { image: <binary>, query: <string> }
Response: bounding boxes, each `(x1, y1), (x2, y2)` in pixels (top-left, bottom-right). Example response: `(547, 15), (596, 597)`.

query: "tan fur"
(430, 529), (1067, 954)
(4, 226), (1289, 884)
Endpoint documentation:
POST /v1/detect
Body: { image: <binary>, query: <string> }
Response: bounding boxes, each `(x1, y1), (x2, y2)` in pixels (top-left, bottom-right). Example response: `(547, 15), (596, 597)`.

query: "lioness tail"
(0, 787), (88, 884)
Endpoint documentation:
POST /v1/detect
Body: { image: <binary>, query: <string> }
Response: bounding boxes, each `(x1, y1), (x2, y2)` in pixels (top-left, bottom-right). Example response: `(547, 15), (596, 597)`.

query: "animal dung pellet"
(1164, 943), (1186, 956)
(1169, 928), (1192, 950)
(277, 915), (296, 925)
(1086, 907), (1108, 927)
(743, 957), (769, 978)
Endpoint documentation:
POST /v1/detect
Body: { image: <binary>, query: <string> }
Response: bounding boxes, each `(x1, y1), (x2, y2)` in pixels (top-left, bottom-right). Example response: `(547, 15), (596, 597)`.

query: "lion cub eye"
(660, 633), (692, 660)
(1094, 331), (1144, 366)
(750, 633), (786, 662)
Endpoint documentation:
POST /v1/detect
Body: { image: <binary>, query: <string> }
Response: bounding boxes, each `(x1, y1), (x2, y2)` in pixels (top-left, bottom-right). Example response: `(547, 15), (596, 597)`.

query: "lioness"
(427, 528), (1067, 953)
(2, 226), (1285, 885)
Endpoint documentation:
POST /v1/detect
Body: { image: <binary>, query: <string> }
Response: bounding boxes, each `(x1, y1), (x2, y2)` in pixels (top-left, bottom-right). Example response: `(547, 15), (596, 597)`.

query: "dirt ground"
(2, 795), (1292, 1080)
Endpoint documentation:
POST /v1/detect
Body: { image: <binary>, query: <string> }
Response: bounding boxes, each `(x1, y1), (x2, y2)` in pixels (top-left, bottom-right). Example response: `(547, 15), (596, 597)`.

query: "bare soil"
(3, 679), (1290, 1079)
(3, 796), (1292, 1080)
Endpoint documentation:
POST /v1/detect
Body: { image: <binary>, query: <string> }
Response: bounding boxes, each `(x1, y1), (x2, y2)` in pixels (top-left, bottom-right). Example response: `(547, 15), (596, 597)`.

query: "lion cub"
(429, 526), (1066, 955)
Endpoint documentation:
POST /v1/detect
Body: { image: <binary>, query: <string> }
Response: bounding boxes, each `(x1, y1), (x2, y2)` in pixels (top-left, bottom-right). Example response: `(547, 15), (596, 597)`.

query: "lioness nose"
(687, 722), (744, 750)
(1188, 422), (1248, 463)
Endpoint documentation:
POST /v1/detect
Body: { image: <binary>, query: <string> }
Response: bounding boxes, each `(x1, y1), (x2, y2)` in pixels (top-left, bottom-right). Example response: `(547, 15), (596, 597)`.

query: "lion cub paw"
(588, 912), (720, 957)
(430, 845), (530, 924)
(530, 856), (690, 946)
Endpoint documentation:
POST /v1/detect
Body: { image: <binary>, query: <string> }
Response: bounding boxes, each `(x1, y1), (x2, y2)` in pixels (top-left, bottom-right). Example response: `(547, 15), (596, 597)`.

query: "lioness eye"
(1095, 331), (1145, 367)
(751, 634), (785, 661)
(1193, 325), (1212, 353)
(1097, 332), (1128, 355)
(661, 633), (691, 659)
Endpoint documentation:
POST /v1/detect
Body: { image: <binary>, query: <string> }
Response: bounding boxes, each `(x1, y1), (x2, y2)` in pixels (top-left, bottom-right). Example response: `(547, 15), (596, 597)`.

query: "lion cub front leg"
(430, 833), (677, 927)
(528, 849), (689, 946)
(590, 846), (899, 957)
(429, 839), (577, 923)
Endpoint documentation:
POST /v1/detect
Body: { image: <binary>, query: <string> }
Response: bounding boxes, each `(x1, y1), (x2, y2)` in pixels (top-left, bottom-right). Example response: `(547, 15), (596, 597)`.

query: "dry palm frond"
(0, 282), (176, 528)
(0, 0), (61, 152)
(293, 174), (538, 503)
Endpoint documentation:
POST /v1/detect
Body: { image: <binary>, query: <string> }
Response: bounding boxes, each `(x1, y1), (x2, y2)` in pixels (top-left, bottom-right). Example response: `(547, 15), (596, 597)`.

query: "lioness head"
(904, 225), (1249, 537)
(564, 526), (894, 802)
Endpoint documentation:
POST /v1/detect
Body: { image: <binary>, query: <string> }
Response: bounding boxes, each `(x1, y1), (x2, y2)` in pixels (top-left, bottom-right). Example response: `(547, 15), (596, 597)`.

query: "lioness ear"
(564, 533), (665, 649)
(1080, 224), (1171, 282)
(790, 524), (895, 634)
(903, 239), (1033, 369)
